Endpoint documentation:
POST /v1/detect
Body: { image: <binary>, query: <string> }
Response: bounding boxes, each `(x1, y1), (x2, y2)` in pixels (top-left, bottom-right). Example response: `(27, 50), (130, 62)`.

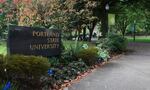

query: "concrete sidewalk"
(68, 43), (150, 90)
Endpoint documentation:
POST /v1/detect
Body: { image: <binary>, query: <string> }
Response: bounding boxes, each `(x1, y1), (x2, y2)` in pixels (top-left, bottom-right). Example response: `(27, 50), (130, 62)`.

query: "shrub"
(96, 46), (110, 61)
(61, 40), (84, 64)
(99, 33), (128, 53)
(2, 55), (50, 90)
(48, 57), (61, 67)
(60, 51), (78, 65)
(77, 47), (99, 66)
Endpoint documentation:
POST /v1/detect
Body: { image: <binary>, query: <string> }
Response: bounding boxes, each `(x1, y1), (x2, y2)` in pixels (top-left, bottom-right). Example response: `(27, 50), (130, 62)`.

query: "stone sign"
(7, 26), (61, 57)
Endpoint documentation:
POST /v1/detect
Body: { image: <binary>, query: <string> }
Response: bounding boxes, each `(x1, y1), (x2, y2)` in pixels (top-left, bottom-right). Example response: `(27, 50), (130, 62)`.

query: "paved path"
(68, 43), (150, 90)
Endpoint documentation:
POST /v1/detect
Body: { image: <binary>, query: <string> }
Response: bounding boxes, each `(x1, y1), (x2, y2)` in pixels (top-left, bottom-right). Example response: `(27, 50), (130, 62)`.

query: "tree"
(108, 0), (150, 36)
(0, 0), (18, 39)
(72, 0), (99, 41)
(17, 0), (78, 40)
(115, 14), (128, 36)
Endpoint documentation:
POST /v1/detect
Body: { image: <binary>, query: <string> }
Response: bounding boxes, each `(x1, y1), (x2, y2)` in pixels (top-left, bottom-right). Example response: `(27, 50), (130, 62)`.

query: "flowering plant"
(3, 81), (11, 90)
(82, 44), (88, 49)
(96, 44), (110, 61)
(48, 69), (54, 76)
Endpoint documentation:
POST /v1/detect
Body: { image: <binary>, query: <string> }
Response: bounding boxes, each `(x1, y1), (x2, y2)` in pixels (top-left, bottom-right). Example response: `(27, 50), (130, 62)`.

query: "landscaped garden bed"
(0, 33), (128, 90)
(0, 0), (149, 89)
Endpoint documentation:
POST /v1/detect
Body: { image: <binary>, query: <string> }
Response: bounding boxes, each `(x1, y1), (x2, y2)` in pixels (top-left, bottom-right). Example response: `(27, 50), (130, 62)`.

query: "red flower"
(23, 0), (31, 4)
(13, 0), (31, 4)
(13, 0), (19, 4)
(0, 0), (5, 3)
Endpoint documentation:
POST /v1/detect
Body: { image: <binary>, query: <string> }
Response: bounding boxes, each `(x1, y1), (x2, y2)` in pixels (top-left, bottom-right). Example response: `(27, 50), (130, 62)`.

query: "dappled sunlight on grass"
(127, 36), (150, 43)
(0, 42), (7, 55)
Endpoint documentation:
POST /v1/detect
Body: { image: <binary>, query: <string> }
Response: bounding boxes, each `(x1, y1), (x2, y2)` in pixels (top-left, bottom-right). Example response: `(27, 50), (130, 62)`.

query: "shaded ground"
(68, 42), (150, 90)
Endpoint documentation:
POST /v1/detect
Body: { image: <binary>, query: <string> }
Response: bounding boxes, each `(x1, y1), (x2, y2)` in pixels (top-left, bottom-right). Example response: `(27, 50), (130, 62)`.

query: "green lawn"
(0, 41), (7, 55)
(127, 36), (150, 43)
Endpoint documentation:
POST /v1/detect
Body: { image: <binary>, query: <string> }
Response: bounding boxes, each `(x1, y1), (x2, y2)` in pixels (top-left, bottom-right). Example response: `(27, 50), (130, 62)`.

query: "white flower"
(4, 68), (7, 72)
(82, 44), (88, 49)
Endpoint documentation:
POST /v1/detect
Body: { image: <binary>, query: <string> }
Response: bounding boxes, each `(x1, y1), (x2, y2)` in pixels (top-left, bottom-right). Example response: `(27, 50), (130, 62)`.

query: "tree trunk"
(69, 30), (73, 40)
(83, 27), (86, 41)
(78, 31), (82, 41)
(74, 29), (78, 40)
(88, 21), (97, 41)
(89, 29), (93, 42)
(101, 5), (108, 38)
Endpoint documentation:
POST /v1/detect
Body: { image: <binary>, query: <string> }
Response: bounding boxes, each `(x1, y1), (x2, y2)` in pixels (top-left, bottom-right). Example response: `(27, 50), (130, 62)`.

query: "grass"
(126, 36), (150, 43)
(0, 41), (7, 55)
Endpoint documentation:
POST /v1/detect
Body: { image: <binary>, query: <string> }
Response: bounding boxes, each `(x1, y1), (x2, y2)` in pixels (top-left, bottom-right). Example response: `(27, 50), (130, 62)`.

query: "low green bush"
(96, 46), (110, 61)
(77, 47), (99, 66)
(48, 57), (61, 67)
(60, 51), (78, 65)
(99, 33), (128, 53)
(60, 40), (84, 65)
(2, 55), (50, 90)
